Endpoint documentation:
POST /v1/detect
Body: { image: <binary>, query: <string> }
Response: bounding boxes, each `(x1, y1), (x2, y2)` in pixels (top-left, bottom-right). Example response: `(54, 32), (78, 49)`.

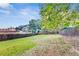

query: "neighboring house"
(59, 26), (79, 36)
(21, 25), (32, 34)
(16, 25), (32, 34)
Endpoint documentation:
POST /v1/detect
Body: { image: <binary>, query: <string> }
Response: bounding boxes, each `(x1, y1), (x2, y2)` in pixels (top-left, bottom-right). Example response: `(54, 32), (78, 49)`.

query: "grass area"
(0, 35), (78, 56)
(0, 35), (51, 56)
(0, 37), (36, 56)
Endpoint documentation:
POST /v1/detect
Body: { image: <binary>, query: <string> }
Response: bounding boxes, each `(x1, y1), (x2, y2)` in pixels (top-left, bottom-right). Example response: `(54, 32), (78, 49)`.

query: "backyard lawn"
(0, 35), (79, 56)
(0, 36), (36, 56)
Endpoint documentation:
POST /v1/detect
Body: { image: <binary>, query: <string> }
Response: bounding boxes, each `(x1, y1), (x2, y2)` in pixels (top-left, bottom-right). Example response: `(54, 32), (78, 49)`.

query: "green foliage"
(40, 4), (79, 30)
(29, 19), (41, 34)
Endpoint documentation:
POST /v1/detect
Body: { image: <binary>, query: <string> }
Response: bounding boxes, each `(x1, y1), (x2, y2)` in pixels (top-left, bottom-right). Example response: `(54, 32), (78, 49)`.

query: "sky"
(0, 3), (78, 28)
(0, 3), (41, 28)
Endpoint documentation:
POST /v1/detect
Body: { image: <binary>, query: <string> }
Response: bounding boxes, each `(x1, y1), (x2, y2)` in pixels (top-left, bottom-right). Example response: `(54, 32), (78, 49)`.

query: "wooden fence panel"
(0, 34), (34, 41)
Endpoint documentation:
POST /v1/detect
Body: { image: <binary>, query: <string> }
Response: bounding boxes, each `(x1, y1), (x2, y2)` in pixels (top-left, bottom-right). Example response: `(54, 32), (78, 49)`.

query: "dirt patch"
(21, 35), (78, 56)
(63, 36), (79, 51)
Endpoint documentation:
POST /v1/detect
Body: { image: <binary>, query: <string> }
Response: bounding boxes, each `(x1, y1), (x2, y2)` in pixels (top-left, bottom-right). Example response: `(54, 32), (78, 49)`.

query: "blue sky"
(0, 3), (78, 28)
(0, 3), (40, 28)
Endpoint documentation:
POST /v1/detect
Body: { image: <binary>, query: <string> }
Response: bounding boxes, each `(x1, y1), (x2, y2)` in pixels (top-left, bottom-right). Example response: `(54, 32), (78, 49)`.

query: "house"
(59, 26), (79, 36)
(15, 25), (32, 34)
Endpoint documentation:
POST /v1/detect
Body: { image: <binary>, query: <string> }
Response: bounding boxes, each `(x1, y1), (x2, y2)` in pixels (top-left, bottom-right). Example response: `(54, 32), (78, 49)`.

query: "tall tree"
(40, 4), (79, 31)
(29, 19), (41, 34)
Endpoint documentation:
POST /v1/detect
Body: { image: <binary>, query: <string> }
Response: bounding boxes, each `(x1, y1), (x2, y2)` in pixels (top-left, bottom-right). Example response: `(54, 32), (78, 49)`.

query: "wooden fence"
(59, 28), (79, 36)
(0, 33), (33, 41)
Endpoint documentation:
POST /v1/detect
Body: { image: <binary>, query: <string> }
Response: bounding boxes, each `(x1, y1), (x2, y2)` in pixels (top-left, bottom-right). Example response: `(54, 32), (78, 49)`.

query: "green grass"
(0, 37), (36, 56)
(0, 35), (78, 56)
(0, 35), (50, 56)
(0, 35), (52, 56)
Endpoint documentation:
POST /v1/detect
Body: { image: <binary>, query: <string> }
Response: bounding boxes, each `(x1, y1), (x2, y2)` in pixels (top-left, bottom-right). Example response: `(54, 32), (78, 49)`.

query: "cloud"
(0, 3), (11, 9)
(20, 8), (40, 15)
(0, 9), (11, 14)
(20, 9), (29, 16)
(0, 3), (14, 15)
(19, 8), (40, 19)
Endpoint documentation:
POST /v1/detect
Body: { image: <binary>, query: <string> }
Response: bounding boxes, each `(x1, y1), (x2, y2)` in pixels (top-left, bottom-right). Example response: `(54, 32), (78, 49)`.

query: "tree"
(40, 4), (79, 31)
(29, 19), (41, 34)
